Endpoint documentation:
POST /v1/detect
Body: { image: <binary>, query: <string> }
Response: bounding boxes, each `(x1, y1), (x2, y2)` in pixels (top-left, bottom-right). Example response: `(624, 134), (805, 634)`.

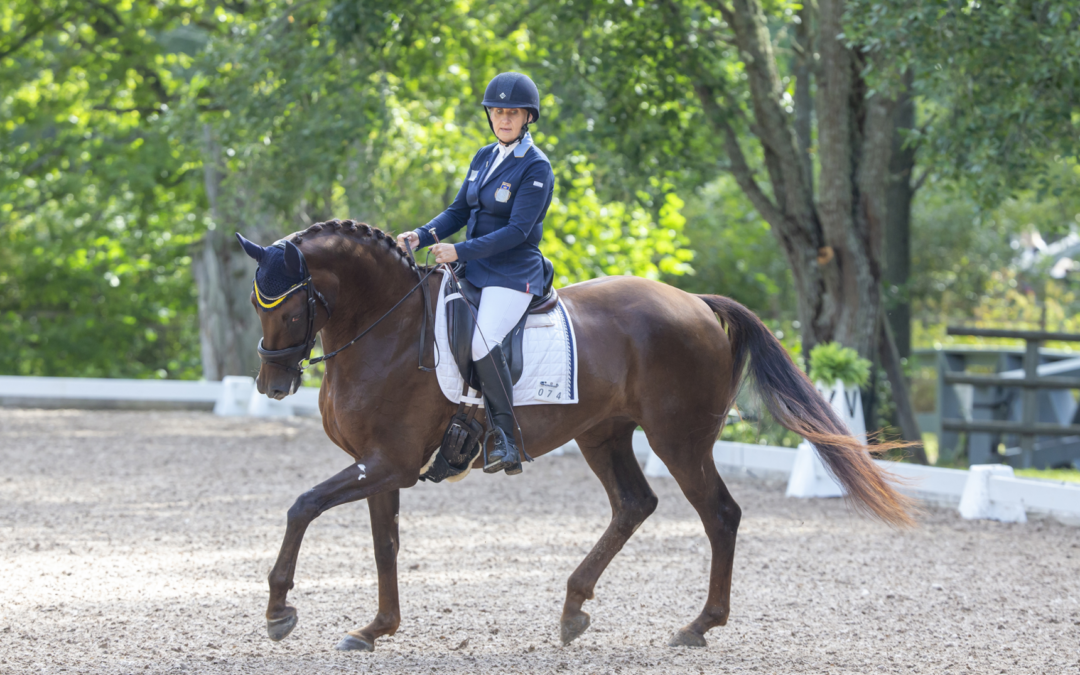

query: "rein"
(258, 242), (440, 375)
(308, 249), (439, 370)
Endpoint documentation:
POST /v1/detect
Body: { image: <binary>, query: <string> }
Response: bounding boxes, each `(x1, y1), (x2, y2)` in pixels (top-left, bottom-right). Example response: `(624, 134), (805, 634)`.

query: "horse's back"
(557, 276), (735, 426)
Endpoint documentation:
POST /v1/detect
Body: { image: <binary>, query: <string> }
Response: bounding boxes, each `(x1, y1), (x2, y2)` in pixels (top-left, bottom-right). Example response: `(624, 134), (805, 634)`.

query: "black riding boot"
(474, 345), (522, 475)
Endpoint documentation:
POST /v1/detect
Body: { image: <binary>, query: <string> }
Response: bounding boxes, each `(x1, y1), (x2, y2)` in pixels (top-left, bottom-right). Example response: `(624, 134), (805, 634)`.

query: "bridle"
(255, 242), (439, 376)
(255, 276), (333, 376)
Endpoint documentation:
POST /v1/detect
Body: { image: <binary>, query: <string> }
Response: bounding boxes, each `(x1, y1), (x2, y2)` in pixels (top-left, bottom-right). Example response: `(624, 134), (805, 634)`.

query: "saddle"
(445, 258), (557, 390)
(419, 258), (557, 484)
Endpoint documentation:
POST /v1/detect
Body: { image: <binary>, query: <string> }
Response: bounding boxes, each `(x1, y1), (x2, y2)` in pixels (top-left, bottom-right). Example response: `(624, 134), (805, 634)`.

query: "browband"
(254, 277), (309, 311)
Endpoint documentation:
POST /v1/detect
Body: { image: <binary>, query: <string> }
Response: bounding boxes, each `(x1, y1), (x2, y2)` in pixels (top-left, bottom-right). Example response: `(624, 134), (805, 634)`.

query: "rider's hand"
(431, 243), (459, 264)
(396, 231), (420, 251)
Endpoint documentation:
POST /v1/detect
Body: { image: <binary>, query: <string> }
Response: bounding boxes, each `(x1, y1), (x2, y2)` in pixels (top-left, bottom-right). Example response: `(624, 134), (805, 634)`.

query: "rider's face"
(488, 107), (531, 144)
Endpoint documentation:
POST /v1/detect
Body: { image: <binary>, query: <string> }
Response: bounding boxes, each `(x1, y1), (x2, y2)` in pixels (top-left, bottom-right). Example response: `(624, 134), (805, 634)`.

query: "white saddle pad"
(433, 269), (579, 406)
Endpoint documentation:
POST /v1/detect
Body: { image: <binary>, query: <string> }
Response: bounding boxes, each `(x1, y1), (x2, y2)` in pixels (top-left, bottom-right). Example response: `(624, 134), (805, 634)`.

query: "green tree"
(0, 0), (218, 378)
(188, 0), (693, 378)
(846, 0), (1080, 359)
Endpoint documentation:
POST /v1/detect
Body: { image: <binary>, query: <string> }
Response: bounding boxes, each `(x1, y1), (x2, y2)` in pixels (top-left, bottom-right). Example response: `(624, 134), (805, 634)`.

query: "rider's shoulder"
(525, 143), (552, 168)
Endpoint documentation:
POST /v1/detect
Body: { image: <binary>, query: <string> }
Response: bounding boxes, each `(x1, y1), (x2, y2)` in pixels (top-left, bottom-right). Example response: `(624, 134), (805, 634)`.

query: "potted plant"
(787, 342), (874, 499)
(807, 341), (872, 441)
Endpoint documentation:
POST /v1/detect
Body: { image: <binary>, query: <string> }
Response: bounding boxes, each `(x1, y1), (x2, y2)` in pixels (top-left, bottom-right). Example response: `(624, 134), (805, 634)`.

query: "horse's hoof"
(560, 611), (591, 645)
(668, 628), (707, 648)
(335, 634), (374, 652)
(267, 611), (298, 642)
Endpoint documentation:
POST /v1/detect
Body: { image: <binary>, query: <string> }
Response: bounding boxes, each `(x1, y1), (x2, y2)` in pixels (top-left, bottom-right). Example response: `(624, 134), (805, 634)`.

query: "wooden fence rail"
(943, 326), (1080, 468)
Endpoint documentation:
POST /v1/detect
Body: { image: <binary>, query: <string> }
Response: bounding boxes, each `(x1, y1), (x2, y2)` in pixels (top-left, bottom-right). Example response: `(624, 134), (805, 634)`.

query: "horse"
(238, 219), (914, 652)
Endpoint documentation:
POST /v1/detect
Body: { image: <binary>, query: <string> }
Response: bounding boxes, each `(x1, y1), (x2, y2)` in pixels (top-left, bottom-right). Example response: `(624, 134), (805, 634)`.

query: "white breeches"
(472, 286), (533, 361)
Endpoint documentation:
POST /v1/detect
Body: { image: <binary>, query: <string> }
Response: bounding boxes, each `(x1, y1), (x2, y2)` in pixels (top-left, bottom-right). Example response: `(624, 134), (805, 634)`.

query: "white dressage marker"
(959, 464), (1028, 523)
(785, 379), (864, 499)
(214, 376), (255, 416)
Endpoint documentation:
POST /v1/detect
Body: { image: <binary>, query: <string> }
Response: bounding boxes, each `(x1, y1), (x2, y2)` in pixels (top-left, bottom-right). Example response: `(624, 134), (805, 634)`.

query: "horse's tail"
(697, 294), (916, 528)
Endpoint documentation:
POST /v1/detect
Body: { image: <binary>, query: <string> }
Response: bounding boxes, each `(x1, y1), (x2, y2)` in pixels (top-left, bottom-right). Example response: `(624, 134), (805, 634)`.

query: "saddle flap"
(445, 277), (477, 385)
(444, 275), (529, 389)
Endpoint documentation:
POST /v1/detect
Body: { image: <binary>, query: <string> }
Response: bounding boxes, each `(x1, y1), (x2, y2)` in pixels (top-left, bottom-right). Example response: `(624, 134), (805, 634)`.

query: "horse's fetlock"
(703, 606), (730, 627)
(565, 578), (594, 605)
(267, 571), (293, 592)
(376, 612), (401, 632)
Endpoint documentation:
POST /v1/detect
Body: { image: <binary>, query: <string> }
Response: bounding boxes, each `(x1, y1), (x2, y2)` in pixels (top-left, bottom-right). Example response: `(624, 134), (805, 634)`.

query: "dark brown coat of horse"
(245, 220), (914, 652)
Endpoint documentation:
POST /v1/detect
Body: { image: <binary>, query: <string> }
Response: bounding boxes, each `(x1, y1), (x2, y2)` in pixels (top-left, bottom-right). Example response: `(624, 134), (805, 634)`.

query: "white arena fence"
(1, 375), (1078, 526)
(0, 375), (320, 416)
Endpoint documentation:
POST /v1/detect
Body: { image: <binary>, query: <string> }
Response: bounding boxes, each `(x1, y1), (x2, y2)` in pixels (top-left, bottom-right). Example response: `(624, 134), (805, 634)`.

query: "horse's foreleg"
(266, 461), (402, 643)
(336, 489), (401, 652)
(561, 422), (658, 645)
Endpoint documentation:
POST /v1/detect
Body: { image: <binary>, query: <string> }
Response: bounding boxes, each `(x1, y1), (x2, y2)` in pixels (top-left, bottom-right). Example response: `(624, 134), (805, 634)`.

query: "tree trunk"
(793, 1), (814, 197)
(817, 0), (891, 363)
(192, 125), (266, 381)
(699, 0), (891, 365)
(885, 70), (916, 359)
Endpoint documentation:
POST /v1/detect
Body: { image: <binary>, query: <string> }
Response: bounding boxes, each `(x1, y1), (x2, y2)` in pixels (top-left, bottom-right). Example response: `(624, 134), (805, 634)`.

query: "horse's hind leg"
(561, 420), (658, 645)
(652, 436), (741, 648)
(336, 489), (400, 652)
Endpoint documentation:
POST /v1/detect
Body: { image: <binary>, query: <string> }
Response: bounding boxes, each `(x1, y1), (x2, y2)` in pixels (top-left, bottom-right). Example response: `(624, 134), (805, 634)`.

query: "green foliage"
(808, 342), (872, 388)
(0, 215), (202, 378)
(909, 162), (1080, 351)
(0, 0), (217, 378)
(544, 164), (693, 284)
(845, 0), (1080, 204)
(3, 0), (1077, 381)
(1015, 468), (1080, 484)
(672, 176), (795, 316)
(720, 419), (802, 448)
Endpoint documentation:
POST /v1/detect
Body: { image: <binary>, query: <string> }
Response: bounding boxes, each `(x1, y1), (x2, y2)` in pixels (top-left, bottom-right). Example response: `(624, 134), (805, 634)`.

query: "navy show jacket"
(414, 132), (555, 296)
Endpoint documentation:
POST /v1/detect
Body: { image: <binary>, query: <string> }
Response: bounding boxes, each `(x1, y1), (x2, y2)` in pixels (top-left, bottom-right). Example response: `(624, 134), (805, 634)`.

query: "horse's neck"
(319, 249), (429, 360)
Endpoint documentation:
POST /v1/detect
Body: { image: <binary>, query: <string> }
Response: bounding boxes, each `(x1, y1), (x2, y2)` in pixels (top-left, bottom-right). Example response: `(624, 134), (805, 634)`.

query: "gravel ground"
(2, 409), (1079, 675)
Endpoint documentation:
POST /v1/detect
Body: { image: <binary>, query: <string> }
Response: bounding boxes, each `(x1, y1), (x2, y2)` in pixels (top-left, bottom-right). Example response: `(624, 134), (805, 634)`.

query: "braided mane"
(288, 219), (430, 271)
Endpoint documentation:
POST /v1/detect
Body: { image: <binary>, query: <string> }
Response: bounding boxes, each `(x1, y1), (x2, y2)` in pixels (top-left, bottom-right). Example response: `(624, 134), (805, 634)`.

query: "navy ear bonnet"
(236, 233), (309, 311)
(255, 243), (307, 296)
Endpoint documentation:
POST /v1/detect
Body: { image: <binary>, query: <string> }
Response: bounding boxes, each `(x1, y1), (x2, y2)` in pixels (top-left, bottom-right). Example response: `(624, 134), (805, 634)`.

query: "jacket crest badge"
(495, 181), (512, 203)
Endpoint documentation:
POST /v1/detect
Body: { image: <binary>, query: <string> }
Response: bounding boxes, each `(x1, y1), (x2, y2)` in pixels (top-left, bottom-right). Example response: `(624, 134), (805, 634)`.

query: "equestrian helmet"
(482, 72), (541, 123)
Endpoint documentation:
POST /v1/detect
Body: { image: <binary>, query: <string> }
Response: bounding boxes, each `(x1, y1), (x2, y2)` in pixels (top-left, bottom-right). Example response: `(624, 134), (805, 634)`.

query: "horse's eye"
(291, 316), (300, 323)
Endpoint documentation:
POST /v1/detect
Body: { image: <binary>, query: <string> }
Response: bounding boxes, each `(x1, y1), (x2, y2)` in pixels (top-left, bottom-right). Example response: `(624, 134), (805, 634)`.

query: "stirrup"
(482, 427), (522, 475)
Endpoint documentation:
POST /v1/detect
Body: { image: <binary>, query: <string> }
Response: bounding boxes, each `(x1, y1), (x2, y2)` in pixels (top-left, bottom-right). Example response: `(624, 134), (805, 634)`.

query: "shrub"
(808, 342), (871, 388)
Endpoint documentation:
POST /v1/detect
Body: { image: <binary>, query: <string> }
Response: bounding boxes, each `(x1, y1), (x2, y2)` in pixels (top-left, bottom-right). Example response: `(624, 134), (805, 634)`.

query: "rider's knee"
(471, 335), (492, 362)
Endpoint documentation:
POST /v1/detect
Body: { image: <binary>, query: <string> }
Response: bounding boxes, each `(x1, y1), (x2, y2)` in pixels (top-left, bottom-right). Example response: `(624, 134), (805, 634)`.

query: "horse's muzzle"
(257, 339), (308, 398)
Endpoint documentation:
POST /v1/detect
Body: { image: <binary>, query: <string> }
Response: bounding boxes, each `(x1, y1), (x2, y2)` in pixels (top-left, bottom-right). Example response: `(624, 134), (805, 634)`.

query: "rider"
(397, 72), (555, 476)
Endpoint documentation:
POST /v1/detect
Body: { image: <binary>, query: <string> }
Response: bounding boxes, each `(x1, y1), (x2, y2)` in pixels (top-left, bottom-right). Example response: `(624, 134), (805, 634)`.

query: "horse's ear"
(283, 240), (305, 276)
(236, 233), (264, 263)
